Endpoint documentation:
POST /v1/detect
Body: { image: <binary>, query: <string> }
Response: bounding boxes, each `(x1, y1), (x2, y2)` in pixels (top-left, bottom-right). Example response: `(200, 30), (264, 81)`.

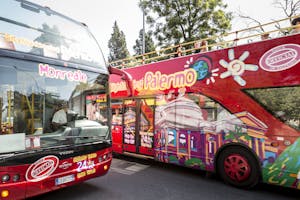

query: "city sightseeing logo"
(259, 44), (300, 72)
(26, 155), (59, 182)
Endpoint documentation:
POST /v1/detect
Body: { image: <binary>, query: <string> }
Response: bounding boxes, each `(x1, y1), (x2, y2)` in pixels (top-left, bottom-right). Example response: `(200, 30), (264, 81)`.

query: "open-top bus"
(0, 0), (132, 199)
(110, 17), (300, 189)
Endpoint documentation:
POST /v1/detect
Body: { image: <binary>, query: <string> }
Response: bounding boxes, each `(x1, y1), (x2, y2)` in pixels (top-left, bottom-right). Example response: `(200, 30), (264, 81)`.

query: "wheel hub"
(224, 154), (251, 182)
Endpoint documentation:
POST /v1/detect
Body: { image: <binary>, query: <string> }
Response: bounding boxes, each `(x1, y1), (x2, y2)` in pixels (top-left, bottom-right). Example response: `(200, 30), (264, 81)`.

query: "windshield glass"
(0, 58), (110, 154)
(0, 0), (106, 72)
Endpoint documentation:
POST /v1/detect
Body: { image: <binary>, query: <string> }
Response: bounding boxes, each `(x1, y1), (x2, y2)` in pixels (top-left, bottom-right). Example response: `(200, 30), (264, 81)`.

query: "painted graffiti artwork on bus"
(110, 32), (300, 190)
(154, 91), (267, 170)
(186, 55), (220, 85)
(185, 48), (260, 87)
(219, 49), (259, 86)
(155, 90), (300, 188)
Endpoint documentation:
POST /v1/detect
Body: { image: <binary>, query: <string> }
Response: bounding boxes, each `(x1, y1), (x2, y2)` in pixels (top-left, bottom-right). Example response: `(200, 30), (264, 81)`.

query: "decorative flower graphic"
(219, 49), (258, 86)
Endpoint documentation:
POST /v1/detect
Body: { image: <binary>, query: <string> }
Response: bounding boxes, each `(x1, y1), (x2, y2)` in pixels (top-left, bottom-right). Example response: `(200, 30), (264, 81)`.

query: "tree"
(238, 0), (300, 33)
(246, 87), (300, 130)
(273, 0), (300, 20)
(139, 0), (232, 46)
(133, 29), (156, 55)
(108, 21), (130, 62)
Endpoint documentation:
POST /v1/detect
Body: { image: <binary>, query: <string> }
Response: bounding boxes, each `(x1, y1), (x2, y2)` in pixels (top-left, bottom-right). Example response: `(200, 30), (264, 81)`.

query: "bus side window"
(112, 108), (122, 125)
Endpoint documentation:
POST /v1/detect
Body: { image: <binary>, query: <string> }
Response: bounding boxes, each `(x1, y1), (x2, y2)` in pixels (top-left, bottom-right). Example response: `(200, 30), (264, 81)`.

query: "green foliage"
(245, 87), (300, 130)
(139, 0), (232, 46)
(133, 29), (156, 55)
(108, 21), (130, 62)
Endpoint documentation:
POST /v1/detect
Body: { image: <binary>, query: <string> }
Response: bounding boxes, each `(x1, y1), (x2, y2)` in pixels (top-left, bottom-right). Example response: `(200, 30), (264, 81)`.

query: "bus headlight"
(103, 154), (107, 160)
(1, 174), (10, 183)
(99, 152), (112, 163)
(13, 174), (20, 182)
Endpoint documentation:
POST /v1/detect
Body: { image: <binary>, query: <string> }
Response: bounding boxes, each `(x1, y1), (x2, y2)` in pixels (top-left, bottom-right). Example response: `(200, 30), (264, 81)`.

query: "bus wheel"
(217, 146), (260, 189)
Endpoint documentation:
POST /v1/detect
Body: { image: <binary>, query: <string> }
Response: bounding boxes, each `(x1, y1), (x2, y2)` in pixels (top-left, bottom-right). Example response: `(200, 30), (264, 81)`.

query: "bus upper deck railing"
(109, 16), (300, 69)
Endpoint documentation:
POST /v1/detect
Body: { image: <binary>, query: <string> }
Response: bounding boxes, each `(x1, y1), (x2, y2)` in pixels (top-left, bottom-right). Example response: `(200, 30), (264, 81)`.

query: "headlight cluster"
(98, 152), (112, 163)
(1, 173), (20, 183)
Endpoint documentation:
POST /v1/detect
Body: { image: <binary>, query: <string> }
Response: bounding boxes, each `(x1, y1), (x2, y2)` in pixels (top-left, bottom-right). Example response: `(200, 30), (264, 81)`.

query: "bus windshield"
(0, 0), (106, 71)
(0, 58), (110, 154)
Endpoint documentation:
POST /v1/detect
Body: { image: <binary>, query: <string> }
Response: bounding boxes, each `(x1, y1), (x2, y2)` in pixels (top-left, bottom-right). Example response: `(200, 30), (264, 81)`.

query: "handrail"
(109, 15), (300, 69)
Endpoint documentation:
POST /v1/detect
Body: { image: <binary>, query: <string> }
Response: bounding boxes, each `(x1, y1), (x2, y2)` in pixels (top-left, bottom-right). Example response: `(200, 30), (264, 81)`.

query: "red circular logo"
(259, 44), (300, 72)
(26, 155), (59, 182)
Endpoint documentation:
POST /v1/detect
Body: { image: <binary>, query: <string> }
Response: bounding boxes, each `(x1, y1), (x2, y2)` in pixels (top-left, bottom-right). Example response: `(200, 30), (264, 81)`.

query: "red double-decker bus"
(110, 17), (300, 189)
(0, 0), (131, 199)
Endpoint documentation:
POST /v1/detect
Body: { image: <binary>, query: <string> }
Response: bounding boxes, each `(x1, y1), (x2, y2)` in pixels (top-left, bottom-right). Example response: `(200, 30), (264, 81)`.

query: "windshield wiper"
(41, 135), (106, 140)
(0, 153), (15, 159)
(64, 135), (106, 139)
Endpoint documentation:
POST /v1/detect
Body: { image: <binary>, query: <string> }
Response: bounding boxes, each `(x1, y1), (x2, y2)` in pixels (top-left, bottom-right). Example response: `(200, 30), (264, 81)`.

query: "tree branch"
(237, 9), (265, 32)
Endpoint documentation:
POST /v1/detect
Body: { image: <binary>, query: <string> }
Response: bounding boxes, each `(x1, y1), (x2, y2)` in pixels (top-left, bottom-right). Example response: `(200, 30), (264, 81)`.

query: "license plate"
(55, 174), (75, 185)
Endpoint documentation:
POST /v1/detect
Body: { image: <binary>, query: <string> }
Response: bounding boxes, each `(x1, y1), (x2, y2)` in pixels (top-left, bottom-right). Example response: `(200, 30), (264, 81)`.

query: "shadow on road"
(114, 154), (300, 199)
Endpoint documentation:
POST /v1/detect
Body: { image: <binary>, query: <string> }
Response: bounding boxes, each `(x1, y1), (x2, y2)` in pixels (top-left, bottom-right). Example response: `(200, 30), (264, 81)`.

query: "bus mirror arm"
(108, 66), (134, 97)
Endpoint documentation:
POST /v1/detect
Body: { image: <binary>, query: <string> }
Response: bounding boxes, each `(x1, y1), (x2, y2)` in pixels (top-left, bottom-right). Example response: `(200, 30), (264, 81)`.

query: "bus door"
(123, 99), (137, 153)
(123, 98), (155, 157)
(138, 98), (155, 156)
(111, 100), (123, 154)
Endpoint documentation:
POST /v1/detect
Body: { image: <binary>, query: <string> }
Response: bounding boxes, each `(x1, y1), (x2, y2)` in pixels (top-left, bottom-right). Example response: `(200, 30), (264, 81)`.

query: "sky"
(30, 0), (284, 60)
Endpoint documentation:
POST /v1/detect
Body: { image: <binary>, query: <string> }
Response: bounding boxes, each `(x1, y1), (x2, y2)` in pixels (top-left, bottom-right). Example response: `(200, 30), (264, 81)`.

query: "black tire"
(216, 146), (260, 189)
